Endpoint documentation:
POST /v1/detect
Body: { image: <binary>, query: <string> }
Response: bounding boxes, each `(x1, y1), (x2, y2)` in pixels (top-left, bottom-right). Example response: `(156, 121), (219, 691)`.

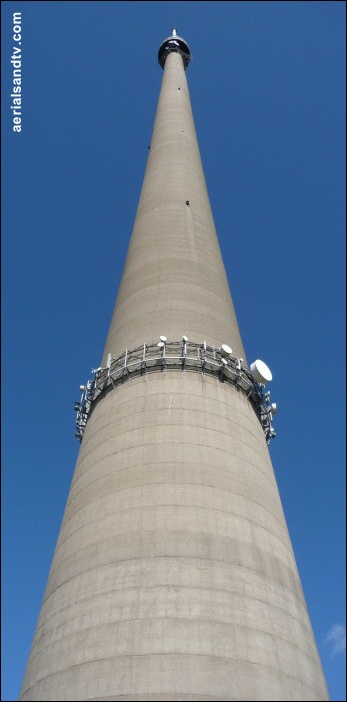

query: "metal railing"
(74, 339), (276, 444)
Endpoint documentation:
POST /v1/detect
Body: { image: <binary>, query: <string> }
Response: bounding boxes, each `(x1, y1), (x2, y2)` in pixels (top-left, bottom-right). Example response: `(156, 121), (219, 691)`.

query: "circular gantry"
(74, 339), (277, 445)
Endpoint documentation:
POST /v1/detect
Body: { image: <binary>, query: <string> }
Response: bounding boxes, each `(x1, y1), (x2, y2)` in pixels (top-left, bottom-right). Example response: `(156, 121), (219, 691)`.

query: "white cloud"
(324, 624), (346, 657)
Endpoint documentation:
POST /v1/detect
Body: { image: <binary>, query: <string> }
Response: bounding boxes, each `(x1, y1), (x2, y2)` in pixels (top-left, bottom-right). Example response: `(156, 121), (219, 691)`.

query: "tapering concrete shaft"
(20, 46), (329, 702)
(102, 51), (246, 364)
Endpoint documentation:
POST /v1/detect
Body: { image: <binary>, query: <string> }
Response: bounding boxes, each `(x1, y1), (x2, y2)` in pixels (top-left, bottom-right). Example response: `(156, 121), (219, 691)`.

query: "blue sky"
(1, 2), (345, 700)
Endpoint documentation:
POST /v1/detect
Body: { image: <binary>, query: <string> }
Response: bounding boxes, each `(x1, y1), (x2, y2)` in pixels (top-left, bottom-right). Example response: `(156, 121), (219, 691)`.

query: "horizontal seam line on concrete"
(52, 502), (294, 565)
(80, 380), (261, 417)
(68, 468), (278, 505)
(80, 426), (265, 465)
(20, 651), (325, 699)
(84, 388), (260, 428)
(81, 411), (265, 459)
(65, 482), (284, 535)
(77, 439), (270, 492)
(71, 454), (274, 502)
(114, 274), (233, 301)
(43, 554), (307, 619)
(81, 375), (259, 417)
(61, 501), (288, 559)
(79, 431), (266, 476)
(79, 379), (256, 432)
(87, 391), (255, 428)
(31, 616), (315, 670)
(85, 411), (264, 456)
(33, 584), (313, 647)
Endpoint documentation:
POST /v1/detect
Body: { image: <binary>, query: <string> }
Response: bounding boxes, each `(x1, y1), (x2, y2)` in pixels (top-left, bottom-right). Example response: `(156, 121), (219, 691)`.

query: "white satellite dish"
(157, 342), (165, 348)
(182, 335), (188, 342)
(250, 359), (272, 384)
(219, 344), (232, 357)
(159, 335), (167, 342)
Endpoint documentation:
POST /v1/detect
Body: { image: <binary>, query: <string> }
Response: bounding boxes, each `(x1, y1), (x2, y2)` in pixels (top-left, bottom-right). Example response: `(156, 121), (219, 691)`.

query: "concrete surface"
(19, 49), (329, 701)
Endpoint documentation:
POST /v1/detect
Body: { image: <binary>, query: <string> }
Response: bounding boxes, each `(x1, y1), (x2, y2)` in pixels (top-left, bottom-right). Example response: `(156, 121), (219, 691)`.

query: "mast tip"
(158, 30), (191, 70)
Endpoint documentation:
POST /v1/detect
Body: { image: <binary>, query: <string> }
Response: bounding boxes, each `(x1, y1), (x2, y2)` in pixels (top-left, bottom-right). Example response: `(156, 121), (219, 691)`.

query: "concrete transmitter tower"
(20, 30), (329, 701)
